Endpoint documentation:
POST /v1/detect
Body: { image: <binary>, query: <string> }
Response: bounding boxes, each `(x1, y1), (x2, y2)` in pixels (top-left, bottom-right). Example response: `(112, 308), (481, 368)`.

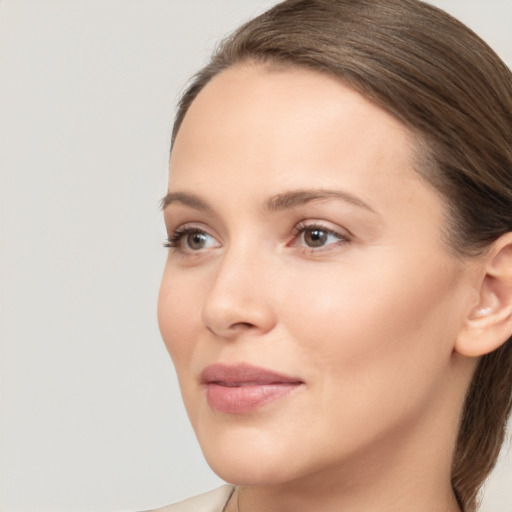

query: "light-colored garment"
(146, 485), (235, 512)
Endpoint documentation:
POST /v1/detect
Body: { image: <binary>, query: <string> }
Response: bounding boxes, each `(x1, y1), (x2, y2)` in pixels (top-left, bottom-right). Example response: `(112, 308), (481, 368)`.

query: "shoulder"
(144, 485), (235, 512)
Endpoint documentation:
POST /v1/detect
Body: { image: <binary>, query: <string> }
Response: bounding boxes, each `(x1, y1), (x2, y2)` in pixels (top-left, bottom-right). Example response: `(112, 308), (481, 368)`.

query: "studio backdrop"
(1, 1), (511, 511)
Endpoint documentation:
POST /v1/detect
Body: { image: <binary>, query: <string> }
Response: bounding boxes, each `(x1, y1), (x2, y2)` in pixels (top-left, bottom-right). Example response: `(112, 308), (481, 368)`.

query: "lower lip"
(206, 382), (301, 414)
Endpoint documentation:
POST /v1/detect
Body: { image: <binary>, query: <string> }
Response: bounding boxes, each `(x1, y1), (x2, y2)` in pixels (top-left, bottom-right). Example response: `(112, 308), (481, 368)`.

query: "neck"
(232, 456), (461, 512)
(232, 450), (461, 512)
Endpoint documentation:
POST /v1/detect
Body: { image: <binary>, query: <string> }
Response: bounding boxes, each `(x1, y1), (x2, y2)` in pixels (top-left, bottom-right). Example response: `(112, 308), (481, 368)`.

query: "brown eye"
(166, 227), (220, 252)
(186, 232), (208, 250)
(290, 224), (348, 251)
(303, 228), (328, 247)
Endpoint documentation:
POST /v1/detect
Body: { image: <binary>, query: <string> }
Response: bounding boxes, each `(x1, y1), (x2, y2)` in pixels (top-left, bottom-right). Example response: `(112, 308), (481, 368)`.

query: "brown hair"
(171, 1), (512, 510)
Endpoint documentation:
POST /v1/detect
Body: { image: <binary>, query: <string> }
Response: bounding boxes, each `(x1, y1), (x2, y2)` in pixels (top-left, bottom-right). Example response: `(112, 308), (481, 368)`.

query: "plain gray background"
(1, 1), (511, 511)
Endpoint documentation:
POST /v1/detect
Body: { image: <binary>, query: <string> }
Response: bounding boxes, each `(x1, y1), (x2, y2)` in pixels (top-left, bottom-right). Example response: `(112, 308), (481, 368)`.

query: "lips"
(201, 363), (303, 413)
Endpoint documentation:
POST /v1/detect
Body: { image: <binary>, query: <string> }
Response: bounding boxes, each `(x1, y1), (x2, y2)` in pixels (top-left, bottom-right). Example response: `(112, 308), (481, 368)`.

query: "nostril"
(231, 322), (256, 330)
(205, 322), (254, 335)
(201, 287), (276, 337)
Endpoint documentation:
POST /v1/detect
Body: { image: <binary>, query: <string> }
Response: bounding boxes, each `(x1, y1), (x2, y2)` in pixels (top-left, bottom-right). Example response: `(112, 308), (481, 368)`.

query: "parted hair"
(171, 1), (512, 510)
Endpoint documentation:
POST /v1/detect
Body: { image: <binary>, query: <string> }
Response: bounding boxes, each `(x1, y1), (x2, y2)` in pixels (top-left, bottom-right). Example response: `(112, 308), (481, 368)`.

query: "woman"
(155, 0), (512, 511)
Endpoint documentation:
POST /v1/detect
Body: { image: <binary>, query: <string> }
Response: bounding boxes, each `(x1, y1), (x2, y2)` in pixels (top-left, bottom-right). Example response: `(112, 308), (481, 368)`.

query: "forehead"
(170, 63), (426, 202)
(174, 63), (415, 156)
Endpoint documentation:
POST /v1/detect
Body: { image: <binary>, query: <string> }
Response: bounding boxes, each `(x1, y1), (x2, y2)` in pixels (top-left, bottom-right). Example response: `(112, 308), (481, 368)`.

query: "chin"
(196, 424), (303, 486)
(205, 453), (297, 487)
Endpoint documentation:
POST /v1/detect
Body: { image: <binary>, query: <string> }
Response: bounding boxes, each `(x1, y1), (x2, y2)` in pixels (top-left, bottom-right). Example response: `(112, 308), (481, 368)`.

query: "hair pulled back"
(171, 1), (512, 510)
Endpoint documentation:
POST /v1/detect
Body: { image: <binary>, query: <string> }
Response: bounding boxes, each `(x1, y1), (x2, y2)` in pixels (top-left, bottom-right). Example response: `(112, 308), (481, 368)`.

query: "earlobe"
(455, 233), (512, 358)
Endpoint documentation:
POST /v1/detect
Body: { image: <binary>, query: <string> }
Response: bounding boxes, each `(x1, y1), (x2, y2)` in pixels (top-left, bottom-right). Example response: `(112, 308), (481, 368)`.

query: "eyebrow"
(161, 188), (377, 215)
(265, 189), (377, 214)
(160, 192), (213, 212)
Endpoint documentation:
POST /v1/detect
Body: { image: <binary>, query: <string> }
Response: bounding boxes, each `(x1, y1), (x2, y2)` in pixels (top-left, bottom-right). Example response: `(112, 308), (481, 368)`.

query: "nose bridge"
(201, 238), (276, 337)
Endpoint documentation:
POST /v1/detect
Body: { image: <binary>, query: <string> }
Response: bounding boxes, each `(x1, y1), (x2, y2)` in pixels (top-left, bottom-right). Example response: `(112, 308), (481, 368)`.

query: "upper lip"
(201, 363), (303, 386)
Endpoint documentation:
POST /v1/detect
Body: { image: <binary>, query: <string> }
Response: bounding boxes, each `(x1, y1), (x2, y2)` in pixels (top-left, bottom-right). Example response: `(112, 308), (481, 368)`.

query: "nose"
(201, 248), (277, 339)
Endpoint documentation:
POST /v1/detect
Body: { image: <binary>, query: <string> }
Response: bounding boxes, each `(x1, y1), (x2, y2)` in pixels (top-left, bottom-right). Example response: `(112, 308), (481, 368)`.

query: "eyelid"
(165, 222), (221, 253)
(289, 220), (352, 249)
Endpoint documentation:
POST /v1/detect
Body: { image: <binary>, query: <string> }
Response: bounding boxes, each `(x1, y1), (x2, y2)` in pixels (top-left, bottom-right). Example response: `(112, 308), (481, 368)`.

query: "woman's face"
(158, 64), (475, 486)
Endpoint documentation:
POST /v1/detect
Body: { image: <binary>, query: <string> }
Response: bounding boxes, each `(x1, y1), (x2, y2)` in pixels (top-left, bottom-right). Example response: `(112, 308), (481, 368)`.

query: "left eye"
(293, 226), (346, 248)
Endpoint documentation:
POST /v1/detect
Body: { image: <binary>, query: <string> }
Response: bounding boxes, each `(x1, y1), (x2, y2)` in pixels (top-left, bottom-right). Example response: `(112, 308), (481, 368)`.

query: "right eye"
(165, 227), (220, 253)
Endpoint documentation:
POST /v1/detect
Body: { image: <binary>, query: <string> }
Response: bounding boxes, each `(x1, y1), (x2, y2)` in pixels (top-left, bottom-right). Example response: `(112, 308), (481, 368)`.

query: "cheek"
(157, 266), (201, 365)
(273, 257), (464, 458)
(285, 253), (462, 394)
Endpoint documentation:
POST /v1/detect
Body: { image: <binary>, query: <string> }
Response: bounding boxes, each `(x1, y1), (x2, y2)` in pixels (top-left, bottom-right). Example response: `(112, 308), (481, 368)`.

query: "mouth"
(201, 363), (304, 414)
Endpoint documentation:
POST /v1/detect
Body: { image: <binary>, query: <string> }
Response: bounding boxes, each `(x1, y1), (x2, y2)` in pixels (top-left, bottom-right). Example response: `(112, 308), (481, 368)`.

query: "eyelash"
(164, 226), (208, 249)
(164, 222), (350, 253)
(291, 222), (350, 249)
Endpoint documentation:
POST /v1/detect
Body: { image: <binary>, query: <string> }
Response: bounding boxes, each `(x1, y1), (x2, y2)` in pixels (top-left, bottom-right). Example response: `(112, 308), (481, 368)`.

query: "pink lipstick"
(201, 363), (303, 414)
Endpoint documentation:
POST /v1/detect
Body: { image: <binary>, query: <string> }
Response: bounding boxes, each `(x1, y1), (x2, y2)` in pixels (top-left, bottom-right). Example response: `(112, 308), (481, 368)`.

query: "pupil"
(306, 229), (327, 247)
(188, 232), (206, 249)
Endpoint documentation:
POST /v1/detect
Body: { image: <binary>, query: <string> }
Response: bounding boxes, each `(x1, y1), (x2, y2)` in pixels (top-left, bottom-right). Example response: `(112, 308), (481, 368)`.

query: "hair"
(170, 1), (512, 510)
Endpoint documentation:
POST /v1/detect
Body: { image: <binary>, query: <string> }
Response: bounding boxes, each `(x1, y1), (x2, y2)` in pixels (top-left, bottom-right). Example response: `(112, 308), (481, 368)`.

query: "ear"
(455, 232), (512, 357)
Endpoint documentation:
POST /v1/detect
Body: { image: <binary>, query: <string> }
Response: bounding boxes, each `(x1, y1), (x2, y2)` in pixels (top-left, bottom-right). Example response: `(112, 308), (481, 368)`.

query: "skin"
(158, 63), (481, 512)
